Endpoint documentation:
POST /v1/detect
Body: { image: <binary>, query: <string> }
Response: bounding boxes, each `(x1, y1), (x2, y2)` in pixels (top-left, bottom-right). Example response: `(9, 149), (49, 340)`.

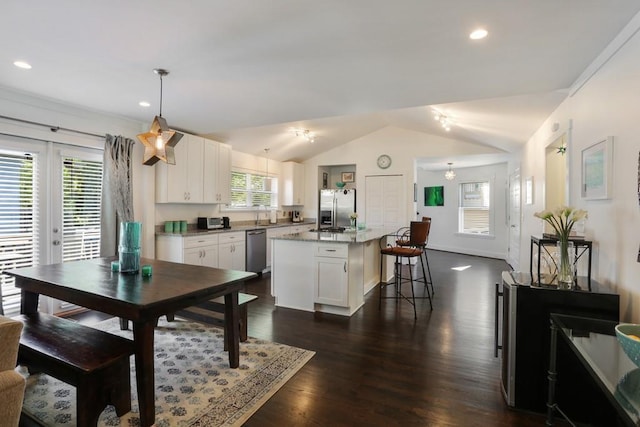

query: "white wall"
(519, 25), (640, 322)
(304, 126), (505, 233)
(0, 87), (157, 256)
(417, 163), (509, 258)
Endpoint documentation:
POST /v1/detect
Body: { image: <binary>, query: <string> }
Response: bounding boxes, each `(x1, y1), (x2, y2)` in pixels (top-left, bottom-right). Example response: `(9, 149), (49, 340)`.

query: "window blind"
(61, 157), (103, 262)
(0, 151), (38, 316)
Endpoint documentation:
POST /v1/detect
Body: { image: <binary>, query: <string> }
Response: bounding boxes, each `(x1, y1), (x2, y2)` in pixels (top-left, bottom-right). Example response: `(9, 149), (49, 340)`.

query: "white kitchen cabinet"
(156, 133), (232, 204)
(156, 134), (204, 203)
(156, 233), (219, 268)
(203, 140), (232, 204)
(216, 143), (232, 204)
(218, 231), (245, 271)
(281, 161), (305, 206)
(362, 239), (380, 294)
(266, 227), (285, 269)
(314, 244), (349, 306)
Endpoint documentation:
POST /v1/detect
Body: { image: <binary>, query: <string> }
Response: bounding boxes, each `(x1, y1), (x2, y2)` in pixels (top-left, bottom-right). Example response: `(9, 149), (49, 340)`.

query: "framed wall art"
(581, 136), (613, 200)
(341, 172), (355, 183)
(424, 186), (444, 206)
(322, 172), (328, 189)
(525, 176), (534, 205)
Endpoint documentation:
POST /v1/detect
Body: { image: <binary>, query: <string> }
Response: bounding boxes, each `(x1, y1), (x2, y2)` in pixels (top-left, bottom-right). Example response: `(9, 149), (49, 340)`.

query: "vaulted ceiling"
(2, 1), (639, 163)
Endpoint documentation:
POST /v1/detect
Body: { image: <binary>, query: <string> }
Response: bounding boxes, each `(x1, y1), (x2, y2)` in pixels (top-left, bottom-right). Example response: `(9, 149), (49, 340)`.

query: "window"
(459, 181), (490, 234)
(229, 170), (277, 209)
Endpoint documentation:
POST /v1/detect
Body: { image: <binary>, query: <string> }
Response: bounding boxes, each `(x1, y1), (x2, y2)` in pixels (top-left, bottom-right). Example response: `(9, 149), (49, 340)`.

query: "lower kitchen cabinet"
(183, 244), (219, 268)
(218, 232), (245, 271)
(314, 244), (349, 306)
(156, 231), (245, 271)
(157, 234), (219, 267)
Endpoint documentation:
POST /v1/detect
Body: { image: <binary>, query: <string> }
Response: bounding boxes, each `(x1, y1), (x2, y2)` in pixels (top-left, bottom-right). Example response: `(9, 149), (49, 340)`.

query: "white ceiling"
(1, 1), (639, 165)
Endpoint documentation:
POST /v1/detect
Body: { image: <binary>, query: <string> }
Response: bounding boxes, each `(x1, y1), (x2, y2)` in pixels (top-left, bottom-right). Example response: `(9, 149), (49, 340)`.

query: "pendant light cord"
(159, 74), (163, 118)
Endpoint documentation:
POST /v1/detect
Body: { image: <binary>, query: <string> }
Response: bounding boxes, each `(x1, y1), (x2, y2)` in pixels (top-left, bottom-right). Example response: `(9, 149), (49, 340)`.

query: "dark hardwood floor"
(70, 250), (549, 426)
(240, 250), (546, 426)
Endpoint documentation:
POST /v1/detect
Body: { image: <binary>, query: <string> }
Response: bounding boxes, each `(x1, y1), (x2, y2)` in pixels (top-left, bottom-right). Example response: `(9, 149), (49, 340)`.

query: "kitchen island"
(271, 227), (394, 316)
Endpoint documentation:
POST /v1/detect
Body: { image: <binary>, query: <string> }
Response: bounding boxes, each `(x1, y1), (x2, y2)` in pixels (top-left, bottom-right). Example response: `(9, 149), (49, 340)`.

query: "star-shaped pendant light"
(137, 68), (183, 166)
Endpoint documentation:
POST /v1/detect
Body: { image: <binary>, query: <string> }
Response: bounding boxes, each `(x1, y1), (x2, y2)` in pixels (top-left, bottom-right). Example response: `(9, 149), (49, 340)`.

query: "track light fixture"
(294, 129), (315, 143)
(433, 110), (452, 132)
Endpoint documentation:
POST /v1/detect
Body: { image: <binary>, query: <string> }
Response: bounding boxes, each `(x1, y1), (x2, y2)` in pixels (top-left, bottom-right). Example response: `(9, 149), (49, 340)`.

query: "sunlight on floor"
(451, 265), (472, 271)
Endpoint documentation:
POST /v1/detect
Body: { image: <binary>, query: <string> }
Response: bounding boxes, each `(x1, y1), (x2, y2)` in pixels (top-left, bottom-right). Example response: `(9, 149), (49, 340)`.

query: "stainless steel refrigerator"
(318, 189), (356, 229)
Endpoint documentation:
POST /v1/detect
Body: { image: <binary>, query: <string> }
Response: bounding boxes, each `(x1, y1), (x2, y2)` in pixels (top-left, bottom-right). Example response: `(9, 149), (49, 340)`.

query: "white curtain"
(100, 134), (135, 256)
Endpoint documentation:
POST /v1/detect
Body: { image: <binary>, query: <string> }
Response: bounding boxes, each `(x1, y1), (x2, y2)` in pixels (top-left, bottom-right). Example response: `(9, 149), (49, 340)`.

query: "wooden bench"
(119, 293), (258, 349)
(15, 313), (134, 426)
(176, 292), (258, 349)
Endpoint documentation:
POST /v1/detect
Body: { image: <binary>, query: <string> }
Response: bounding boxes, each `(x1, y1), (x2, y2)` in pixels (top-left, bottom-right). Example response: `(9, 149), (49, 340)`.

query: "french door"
(0, 136), (103, 316)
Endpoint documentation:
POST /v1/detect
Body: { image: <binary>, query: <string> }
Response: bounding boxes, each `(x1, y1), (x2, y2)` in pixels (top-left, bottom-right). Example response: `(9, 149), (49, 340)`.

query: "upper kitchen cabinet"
(281, 161), (305, 206)
(156, 133), (232, 204)
(203, 140), (231, 204)
(156, 134), (204, 203)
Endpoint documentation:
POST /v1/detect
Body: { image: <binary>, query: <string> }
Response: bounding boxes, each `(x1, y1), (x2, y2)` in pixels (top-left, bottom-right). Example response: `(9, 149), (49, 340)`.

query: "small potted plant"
(349, 212), (358, 229)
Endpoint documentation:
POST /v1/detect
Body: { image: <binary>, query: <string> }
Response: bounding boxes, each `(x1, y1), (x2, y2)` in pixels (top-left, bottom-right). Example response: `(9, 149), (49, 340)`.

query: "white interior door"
(365, 174), (405, 229)
(507, 171), (521, 270)
(365, 174), (405, 282)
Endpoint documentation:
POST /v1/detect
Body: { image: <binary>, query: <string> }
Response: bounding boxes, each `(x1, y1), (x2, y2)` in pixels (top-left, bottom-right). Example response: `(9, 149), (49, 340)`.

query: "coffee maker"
(292, 210), (302, 222)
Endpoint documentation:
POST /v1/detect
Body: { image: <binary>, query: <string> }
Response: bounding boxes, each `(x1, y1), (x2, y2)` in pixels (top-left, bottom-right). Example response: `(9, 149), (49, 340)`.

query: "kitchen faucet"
(255, 206), (264, 226)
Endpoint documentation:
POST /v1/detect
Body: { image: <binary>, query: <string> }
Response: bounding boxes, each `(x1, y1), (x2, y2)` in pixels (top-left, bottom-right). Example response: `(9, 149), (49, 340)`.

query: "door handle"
(494, 283), (503, 358)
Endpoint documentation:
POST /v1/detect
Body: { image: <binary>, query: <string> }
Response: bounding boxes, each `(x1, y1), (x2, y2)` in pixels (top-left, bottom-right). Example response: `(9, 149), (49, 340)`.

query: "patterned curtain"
(100, 134), (135, 256)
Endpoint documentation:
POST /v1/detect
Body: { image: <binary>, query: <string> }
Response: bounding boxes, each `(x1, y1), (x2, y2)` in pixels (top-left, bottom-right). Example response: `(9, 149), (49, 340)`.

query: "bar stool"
(395, 217), (434, 296)
(379, 221), (433, 318)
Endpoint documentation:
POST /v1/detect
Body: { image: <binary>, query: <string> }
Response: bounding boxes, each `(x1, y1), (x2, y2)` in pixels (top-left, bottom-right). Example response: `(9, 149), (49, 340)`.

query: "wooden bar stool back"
(396, 217), (434, 295)
(378, 221), (433, 318)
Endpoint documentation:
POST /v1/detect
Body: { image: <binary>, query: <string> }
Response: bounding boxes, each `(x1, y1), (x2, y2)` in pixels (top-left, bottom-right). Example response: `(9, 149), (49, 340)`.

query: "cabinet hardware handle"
(494, 282), (503, 357)
(344, 262), (347, 272)
(326, 249), (336, 252)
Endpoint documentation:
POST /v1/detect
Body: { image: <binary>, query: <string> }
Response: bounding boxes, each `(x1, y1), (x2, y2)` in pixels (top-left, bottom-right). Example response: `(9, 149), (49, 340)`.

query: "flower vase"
(119, 221), (141, 273)
(350, 218), (356, 230)
(556, 239), (574, 289)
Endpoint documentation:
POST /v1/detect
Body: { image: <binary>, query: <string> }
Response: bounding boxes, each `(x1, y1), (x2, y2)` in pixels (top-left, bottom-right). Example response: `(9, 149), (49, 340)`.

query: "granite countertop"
(271, 227), (396, 244)
(156, 221), (315, 237)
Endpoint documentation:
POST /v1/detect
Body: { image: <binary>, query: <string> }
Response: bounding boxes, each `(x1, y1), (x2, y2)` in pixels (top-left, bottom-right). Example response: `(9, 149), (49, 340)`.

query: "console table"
(548, 314), (637, 426)
(530, 235), (593, 290)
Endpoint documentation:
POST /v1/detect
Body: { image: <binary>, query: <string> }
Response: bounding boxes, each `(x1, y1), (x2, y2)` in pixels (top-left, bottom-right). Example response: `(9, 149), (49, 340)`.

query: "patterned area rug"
(19, 317), (314, 426)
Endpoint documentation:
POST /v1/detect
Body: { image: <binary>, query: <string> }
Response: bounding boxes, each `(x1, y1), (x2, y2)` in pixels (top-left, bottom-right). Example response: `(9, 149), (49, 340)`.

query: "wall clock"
(377, 154), (392, 169)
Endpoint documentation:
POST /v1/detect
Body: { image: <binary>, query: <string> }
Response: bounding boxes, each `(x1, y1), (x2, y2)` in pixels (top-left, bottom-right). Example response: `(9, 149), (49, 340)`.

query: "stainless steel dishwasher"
(246, 229), (267, 274)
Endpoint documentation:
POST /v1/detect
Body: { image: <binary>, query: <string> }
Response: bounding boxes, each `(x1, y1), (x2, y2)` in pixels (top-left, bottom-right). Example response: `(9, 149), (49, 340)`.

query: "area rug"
(19, 317), (315, 426)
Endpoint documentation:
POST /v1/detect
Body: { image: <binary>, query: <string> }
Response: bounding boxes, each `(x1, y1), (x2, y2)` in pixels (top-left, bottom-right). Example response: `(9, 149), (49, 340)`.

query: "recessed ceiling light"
(139, 101), (151, 107)
(469, 29), (488, 40)
(13, 61), (32, 69)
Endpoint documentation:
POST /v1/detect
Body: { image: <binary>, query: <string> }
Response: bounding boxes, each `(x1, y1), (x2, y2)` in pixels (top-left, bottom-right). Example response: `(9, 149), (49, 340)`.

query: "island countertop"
(271, 227), (397, 244)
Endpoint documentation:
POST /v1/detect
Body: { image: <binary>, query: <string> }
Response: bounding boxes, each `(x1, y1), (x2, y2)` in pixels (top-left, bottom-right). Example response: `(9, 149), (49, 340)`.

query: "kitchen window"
(228, 170), (278, 209)
(458, 181), (491, 235)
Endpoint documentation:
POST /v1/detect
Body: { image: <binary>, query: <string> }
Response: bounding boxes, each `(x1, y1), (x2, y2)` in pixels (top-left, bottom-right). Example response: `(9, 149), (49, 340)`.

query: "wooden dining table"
(4, 256), (257, 427)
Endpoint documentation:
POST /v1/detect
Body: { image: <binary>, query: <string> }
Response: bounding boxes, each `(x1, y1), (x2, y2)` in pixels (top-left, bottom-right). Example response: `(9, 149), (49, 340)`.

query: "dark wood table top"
(5, 257), (257, 320)
(5, 256), (258, 427)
